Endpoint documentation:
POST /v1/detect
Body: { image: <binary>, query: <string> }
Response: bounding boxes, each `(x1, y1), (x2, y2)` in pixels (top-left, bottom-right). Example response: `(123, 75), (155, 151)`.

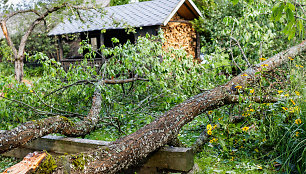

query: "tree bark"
(14, 57), (24, 82)
(0, 78), (103, 153)
(0, 3), (104, 82)
(0, 40), (305, 173)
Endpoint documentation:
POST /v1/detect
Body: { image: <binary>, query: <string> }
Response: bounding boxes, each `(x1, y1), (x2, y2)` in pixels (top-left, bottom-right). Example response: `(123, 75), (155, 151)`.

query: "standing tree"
(0, 0), (107, 82)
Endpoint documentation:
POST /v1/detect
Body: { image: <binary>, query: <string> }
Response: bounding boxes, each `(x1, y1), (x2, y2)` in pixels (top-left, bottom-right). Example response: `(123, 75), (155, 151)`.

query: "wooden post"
(57, 35), (64, 61)
(196, 32), (200, 59)
(100, 33), (104, 60)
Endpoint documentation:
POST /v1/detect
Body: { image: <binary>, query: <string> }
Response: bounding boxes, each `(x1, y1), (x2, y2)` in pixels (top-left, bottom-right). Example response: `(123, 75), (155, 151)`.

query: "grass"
(0, 156), (20, 172)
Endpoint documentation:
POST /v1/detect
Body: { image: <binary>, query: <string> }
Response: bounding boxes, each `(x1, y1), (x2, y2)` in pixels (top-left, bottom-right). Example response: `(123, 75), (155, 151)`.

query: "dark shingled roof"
(48, 0), (202, 36)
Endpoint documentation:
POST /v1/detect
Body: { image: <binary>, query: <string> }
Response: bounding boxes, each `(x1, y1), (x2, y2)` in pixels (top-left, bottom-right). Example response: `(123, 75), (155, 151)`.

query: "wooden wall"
(162, 13), (198, 58)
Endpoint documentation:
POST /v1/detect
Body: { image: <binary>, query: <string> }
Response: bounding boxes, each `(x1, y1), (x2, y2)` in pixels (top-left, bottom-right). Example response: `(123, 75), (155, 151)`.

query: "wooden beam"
(2, 135), (194, 173)
(2, 151), (47, 174)
(57, 36), (64, 61)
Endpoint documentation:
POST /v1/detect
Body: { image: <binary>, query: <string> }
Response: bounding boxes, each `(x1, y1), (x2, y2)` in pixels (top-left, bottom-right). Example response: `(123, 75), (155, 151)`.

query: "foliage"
(0, 0), (305, 172)
(178, 55), (305, 173)
(0, 156), (20, 172)
(110, 0), (150, 6)
(192, 0), (304, 76)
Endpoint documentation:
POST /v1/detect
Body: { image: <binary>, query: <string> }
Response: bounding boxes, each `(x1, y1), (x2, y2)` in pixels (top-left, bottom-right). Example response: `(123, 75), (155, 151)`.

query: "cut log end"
(2, 151), (47, 174)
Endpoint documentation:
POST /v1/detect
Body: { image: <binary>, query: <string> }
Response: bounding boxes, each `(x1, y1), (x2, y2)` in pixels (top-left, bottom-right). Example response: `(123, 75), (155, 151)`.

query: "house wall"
(162, 13), (197, 58)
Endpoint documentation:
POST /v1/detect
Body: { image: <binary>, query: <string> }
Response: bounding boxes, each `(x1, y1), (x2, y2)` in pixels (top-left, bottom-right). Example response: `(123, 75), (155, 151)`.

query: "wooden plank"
(2, 152), (47, 174)
(2, 134), (194, 172)
(144, 146), (194, 172)
(3, 135), (109, 158)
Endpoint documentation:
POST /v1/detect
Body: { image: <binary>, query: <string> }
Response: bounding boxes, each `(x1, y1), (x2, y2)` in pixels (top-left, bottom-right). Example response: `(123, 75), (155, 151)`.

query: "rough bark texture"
(80, 40), (306, 173)
(1, 40), (305, 173)
(0, 79), (103, 153)
(0, 4), (105, 82)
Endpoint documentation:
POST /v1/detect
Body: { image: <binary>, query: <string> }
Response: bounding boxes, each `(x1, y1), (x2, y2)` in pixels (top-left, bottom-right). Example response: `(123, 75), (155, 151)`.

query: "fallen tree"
(0, 40), (305, 173)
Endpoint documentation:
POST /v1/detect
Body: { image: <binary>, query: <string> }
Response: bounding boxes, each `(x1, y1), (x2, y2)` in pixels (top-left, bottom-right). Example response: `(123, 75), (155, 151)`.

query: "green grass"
(0, 156), (20, 172)
(194, 145), (275, 174)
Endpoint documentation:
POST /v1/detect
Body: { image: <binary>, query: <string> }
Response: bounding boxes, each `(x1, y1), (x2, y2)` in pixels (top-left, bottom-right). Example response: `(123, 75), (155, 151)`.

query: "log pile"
(162, 13), (197, 58)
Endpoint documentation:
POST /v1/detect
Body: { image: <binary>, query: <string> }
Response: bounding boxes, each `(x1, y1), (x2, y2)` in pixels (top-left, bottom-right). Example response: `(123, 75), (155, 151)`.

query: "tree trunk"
(1, 40), (305, 174)
(14, 56), (24, 82)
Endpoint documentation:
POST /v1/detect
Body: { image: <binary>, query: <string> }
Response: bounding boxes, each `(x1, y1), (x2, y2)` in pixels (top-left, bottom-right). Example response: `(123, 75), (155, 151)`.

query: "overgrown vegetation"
(0, 0), (305, 173)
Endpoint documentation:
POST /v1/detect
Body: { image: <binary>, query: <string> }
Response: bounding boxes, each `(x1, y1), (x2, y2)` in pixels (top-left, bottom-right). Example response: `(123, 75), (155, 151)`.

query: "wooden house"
(48, 0), (203, 69)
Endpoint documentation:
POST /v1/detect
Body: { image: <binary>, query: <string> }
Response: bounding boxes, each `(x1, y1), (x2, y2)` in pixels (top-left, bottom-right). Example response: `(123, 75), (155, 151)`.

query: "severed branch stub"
(2, 151), (47, 174)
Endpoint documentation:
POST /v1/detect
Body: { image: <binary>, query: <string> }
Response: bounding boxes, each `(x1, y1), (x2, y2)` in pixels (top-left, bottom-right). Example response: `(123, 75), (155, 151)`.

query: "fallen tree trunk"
(1, 40), (305, 173)
(0, 79), (103, 153)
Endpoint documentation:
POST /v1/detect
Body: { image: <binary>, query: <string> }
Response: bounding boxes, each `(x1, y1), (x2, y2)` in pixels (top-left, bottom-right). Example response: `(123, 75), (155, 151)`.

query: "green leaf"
(232, 0), (239, 5)
(297, 20), (303, 35)
(288, 27), (296, 40)
(271, 3), (285, 21)
(285, 8), (295, 23)
(286, 3), (295, 11)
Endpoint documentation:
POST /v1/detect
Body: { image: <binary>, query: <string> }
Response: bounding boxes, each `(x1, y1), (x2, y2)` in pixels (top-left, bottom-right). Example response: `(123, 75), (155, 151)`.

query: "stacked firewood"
(162, 13), (197, 58)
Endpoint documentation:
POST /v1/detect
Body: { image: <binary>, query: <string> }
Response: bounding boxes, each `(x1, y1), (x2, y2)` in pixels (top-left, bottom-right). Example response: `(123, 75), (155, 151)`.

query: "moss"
(71, 153), (89, 171)
(36, 152), (57, 174)
(32, 119), (43, 127)
(60, 116), (75, 126)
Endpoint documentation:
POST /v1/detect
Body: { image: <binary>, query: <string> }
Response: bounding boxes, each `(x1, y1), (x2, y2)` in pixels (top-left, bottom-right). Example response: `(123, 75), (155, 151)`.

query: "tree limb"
(0, 40), (305, 173)
(230, 37), (251, 67)
(44, 77), (149, 98)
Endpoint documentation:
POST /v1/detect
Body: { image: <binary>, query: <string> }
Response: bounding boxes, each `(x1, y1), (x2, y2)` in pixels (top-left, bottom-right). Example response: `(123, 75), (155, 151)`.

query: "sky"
(6, 0), (34, 5)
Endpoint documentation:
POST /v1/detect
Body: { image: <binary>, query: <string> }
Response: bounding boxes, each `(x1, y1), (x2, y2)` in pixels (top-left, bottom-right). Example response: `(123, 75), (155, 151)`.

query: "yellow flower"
(254, 148), (259, 152)
(288, 107), (295, 113)
(208, 111), (213, 115)
(242, 127), (249, 131)
(296, 132), (300, 137)
(261, 64), (268, 67)
(218, 117), (223, 121)
(235, 85), (242, 89)
(178, 134), (181, 136)
(214, 138), (218, 142)
(207, 124), (212, 131)
(257, 165), (263, 170)
(295, 91), (300, 96)
(259, 58), (266, 61)
(295, 119), (302, 125)
(278, 90), (283, 94)
(293, 106), (299, 112)
(231, 157), (234, 161)
(207, 130), (212, 135)
(209, 139), (214, 143)
(290, 99), (296, 105)
(284, 94), (289, 97)
(262, 138), (266, 142)
(213, 125), (217, 129)
(241, 74), (248, 77)
(250, 89), (254, 94)
(296, 65), (304, 68)
(288, 57), (294, 60)
(249, 109), (254, 112)
(282, 107), (288, 111)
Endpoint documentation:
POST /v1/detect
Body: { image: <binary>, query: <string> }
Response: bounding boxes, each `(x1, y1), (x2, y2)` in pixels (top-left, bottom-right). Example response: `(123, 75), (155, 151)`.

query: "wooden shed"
(48, 0), (202, 69)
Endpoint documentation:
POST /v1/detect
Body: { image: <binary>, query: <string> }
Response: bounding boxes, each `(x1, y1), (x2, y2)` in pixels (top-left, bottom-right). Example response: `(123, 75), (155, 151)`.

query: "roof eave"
(162, 0), (203, 26)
